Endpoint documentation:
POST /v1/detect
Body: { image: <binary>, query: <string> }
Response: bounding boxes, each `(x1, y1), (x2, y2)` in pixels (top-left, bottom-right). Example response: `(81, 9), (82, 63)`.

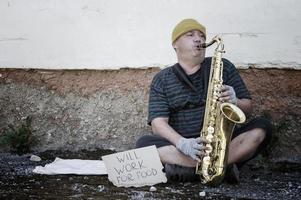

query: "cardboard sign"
(102, 145), (167, 187)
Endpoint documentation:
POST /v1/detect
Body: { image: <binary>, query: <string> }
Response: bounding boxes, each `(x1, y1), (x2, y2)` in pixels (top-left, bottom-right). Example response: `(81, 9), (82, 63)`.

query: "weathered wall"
(0, 68), (154, 151)
(1, 1), (300, 169)
(0, 68), (300, 164)
(0, 0), (300, 69)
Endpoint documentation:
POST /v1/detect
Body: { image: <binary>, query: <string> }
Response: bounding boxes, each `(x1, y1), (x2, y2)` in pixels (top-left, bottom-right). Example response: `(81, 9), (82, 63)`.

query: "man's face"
(173, 30), (206, 60)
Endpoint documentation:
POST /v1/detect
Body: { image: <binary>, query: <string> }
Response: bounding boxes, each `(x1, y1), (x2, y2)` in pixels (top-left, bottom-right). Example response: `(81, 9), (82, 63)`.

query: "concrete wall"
(0, 0), (300, 69)
(0, 1), (301, 165)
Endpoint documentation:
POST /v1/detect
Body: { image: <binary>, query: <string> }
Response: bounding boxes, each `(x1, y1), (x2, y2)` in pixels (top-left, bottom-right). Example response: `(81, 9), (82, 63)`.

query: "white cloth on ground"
(33, 157), (107, 175)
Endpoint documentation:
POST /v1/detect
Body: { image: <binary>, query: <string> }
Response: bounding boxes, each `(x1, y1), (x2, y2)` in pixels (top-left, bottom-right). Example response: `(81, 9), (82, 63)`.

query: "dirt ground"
(1, 150), (300, 200)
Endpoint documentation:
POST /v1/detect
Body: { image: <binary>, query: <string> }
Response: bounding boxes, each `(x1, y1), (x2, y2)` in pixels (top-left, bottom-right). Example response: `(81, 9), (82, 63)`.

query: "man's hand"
(176, 137), (207, 162)
(219, 85), (237, 105)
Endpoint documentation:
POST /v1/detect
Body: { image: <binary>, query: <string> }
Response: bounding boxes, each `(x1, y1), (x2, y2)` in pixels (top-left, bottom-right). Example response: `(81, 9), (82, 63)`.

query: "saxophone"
(195, 36), (246, 185)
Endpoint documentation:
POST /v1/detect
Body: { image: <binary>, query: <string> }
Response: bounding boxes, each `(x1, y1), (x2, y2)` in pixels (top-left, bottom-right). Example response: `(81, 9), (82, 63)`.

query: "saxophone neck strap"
(172, 63), (198, 93)
(172, 60), (210, 95)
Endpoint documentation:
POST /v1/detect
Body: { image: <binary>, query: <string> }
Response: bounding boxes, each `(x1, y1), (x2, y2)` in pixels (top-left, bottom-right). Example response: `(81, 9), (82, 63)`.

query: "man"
(136, 19), (272, 183)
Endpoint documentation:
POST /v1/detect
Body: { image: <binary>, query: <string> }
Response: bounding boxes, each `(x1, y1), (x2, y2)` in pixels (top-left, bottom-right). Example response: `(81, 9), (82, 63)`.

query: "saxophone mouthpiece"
(197, 44), (208, 49)
(202, 43), (208, 48)
(202, 40), (216, 48)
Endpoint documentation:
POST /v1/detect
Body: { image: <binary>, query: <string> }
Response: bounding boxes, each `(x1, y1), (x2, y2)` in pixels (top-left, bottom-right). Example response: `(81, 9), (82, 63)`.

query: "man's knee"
(157, 145), (177, 154)
(246, 116), (273, 146)
(135, 135), (150, 148)
(249, 128), (266, 145)
(135, 134), (173, 149)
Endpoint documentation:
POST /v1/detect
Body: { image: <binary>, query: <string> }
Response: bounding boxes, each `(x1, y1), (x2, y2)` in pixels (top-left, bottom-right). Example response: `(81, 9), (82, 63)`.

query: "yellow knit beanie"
(172, 19), (206, 44)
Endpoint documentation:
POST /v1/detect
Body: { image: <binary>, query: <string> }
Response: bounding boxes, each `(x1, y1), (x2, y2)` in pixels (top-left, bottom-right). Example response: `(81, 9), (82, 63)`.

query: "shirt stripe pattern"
(148, 57), (251, 138)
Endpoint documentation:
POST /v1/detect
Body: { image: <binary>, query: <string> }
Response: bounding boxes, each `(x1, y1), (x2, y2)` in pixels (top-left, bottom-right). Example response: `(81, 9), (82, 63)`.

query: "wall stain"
(219, 32), (266, 38)
(0, 37), (28, 42)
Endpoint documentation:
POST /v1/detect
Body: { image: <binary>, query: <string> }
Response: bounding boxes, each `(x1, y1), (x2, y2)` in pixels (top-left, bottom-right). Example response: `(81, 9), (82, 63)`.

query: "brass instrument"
(196, 36), (246, 185)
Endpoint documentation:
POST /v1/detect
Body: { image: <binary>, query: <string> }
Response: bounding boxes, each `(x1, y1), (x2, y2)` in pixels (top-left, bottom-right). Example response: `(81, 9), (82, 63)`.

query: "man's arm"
(151, 117), (208, 162)
(220, 85), (253, 116)
(236, 98), (252, 116)
(151, 117), (182, 146)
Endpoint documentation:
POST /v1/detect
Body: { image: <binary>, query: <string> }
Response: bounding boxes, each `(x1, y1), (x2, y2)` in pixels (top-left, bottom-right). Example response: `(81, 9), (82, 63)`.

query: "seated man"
(136, 19), (272, 183)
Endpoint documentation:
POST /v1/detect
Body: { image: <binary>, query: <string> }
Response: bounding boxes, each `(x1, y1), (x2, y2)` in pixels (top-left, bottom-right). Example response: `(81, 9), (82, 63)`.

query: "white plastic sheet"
(33, 157), (107, 175)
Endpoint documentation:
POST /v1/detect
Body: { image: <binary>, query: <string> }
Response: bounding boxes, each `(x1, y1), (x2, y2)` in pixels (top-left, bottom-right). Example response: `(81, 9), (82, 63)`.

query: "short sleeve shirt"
(148, 57), (251, 138)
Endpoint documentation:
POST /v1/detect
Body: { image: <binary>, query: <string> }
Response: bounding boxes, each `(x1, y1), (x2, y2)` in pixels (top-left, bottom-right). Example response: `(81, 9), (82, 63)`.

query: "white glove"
(176, 137), (204, 161)
(219, 85), (237, 105)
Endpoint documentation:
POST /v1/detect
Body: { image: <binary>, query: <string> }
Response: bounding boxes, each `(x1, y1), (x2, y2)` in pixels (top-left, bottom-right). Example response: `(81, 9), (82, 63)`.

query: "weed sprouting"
(0, 116), (37, 154)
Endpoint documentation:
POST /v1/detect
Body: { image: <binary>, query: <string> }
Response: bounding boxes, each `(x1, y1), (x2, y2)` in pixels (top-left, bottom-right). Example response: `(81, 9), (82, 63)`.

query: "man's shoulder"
(221, 58), (238, 74)
(152, 65), (176, 81)
(204, 57), (234, 66)
(204, 57), (236, 71)
(221, 58), (235, 67)
(158, 65), (174, 75)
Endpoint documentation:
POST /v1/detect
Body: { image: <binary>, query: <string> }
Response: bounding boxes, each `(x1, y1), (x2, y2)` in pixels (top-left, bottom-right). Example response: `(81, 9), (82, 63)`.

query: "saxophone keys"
(207, 126), (214, 134)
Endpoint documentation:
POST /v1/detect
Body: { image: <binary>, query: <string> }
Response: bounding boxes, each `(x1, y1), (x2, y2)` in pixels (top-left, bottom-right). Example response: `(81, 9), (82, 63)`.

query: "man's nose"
(194, 34), (203, 43)
(194, 35), (202, 43)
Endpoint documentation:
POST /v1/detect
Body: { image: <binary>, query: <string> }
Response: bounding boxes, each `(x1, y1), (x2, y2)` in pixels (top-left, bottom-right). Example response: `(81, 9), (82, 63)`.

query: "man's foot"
(224, 163), (240, 184)
(164, 164), (199, 182)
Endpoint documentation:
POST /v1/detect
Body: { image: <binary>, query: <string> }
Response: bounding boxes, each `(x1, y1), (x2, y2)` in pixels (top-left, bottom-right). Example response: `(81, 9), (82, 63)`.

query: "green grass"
(0, 116), (37, 154)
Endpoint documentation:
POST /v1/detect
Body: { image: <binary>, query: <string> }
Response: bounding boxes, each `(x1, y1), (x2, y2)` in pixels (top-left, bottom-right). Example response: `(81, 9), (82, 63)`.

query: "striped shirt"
(148, 57), (251, 138)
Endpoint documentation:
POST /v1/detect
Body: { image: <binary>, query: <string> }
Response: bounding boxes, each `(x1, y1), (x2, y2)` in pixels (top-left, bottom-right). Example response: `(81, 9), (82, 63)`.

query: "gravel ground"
(0, 150), (300, 200)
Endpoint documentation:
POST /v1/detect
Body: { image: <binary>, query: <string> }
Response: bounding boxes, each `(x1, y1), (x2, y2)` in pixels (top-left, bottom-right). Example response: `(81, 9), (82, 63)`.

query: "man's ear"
(172, 42), (177, 51)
